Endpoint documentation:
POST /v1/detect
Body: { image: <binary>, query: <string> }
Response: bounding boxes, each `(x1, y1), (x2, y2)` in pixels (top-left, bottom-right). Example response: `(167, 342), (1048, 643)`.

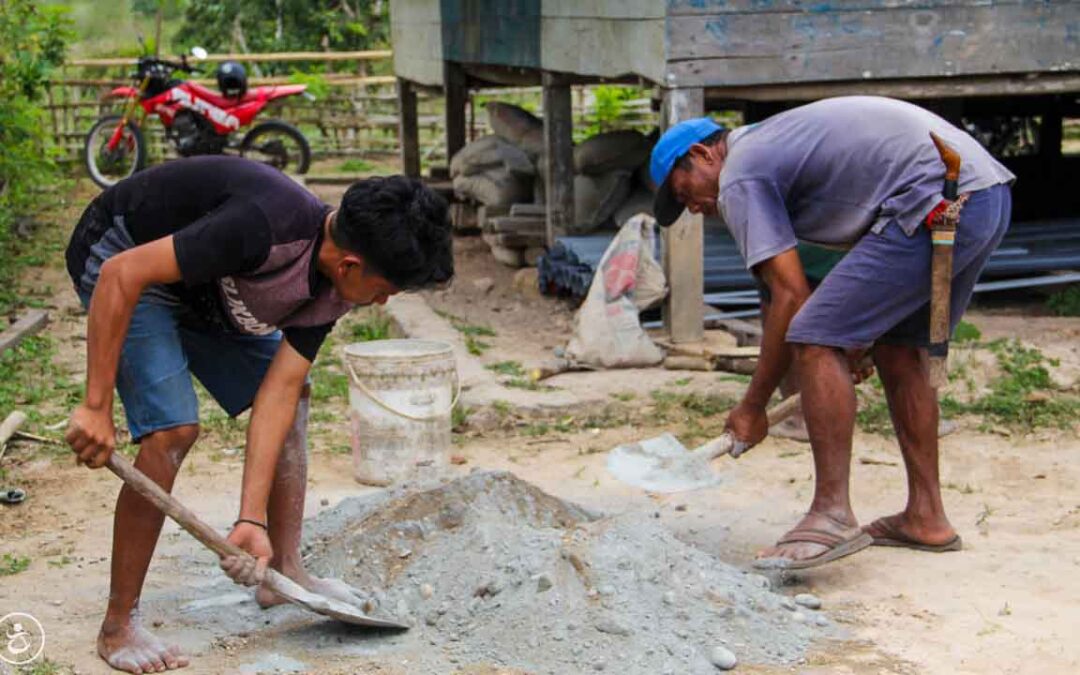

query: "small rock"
(791, 611), (807, 623)
(419, 584), (434, 599)
(535, 574), (553, 592)
(319, 498), (330, 506)
(424, 612), (439, 626)
(662, 591), (676, 605)
(593, 661), (606, 671)
(599, 584), (616, 596)
(745, 573), (770, 589)
(794, 593), (822, 610)
(814, 614), (830, 627)
(594, 618), (631, 636)
(450, 454), (468, 465)
(512, 268), (541, 299)
(780, 596), (797, 611)
(472, 277), (495, 294)
(674, 504), (688, 512)
(709, 645), (738, 670)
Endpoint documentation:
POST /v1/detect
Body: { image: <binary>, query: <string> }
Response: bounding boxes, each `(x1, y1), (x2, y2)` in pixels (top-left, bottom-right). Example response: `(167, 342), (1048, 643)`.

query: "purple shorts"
(786, 183), (1011, 350)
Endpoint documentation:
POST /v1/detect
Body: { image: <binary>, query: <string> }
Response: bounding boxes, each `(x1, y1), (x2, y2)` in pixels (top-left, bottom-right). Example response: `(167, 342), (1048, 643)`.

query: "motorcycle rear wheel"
(238, 120), (311, 175)
(84, 114), (146, 189)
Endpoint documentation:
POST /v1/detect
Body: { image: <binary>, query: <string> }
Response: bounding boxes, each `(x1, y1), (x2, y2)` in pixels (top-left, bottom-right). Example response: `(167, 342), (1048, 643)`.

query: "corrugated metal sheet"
(538, 219), (1080, 308)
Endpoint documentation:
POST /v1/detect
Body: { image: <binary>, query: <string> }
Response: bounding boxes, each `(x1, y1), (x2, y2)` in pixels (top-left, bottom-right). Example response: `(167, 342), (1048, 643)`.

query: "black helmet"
(216, 61), (247, 98)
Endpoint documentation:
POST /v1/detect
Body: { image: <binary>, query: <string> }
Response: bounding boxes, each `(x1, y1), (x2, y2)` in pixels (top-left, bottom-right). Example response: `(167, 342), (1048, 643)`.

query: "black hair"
(333, 176), (454, 291)
(674, 129), (728, 171)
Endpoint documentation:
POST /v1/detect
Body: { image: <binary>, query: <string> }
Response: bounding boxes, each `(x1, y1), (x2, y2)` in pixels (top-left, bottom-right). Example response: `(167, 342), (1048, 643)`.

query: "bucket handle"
(344, 359), (462, 422)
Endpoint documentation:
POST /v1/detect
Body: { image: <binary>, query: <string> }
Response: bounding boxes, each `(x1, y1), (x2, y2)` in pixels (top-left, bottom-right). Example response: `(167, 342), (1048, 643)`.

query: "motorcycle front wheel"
(238, 120), (311, 175)
(84, 114), (146, 189)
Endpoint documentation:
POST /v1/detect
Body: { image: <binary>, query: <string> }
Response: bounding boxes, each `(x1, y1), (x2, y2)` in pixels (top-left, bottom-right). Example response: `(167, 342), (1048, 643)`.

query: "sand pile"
(300, 471), (832, 673)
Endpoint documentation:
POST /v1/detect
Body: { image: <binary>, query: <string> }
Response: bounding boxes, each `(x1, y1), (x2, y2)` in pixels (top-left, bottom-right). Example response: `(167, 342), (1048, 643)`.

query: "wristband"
(234, 518), (268, 530)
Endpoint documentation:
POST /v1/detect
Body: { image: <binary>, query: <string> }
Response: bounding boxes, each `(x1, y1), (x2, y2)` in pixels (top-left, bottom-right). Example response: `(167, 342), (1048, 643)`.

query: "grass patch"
(0, 553), (30, 576)
(960, 339), (1079, 431)
(438, 310), (496, 337)
(486, 361), (525, 377)
(610, 391), (635, 402)
(451, 402), (471, 431)
(348, 308), (393, 342)
(311, 368), (350, 404)
(465, 335), (490, 356)
(1047, 286), (1080, 317)
(650, 390), (737, 423)
(0, 335), (83, 430)
(338, 158), (376, 173)
(859, 339), (1079, 435)
(954, 320), (982, 343)
(24, 659), (65, 675)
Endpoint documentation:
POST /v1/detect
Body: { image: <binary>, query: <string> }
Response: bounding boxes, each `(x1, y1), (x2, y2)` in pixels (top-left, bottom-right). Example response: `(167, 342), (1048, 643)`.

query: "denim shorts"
(77, 287), (283, 442)
(786, 183), (1012, 349)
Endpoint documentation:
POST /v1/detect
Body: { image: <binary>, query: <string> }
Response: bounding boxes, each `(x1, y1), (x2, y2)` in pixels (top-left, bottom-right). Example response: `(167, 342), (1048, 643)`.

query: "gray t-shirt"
(716, 96), (1016, 269)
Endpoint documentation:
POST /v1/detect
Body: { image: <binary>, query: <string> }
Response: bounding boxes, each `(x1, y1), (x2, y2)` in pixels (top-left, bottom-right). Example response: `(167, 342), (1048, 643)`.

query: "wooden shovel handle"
(694, 393), (803, 461)
(106, 453), (249, 561)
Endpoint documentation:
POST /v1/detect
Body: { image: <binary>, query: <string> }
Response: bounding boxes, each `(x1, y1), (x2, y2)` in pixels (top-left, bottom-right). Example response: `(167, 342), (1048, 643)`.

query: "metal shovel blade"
(265, 571), (409, 629)
(606, 432), (721, 493)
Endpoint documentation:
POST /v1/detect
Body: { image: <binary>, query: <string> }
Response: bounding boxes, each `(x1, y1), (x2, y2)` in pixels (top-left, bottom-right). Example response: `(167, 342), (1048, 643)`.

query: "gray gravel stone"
(535, 574), (553, 592)
(779, 596), (797, 611)
(794, 593), (822, 610)
(709, 645), (738, 670)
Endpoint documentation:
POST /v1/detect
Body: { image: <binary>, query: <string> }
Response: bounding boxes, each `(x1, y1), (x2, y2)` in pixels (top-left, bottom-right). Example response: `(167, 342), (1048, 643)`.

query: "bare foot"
(98, 617), (188, 674)
(863, 512), (958, 548)
(256, 570), (370, 610)
(756, 511), (863, 564)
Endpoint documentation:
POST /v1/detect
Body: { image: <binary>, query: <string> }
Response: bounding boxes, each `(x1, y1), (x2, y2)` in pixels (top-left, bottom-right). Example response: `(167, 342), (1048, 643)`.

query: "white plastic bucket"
(343, 339), (459, 486)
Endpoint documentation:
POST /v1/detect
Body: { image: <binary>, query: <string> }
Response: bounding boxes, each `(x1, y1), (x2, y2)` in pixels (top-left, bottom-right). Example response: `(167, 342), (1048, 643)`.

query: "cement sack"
(450, 135), (534, 179)
(565, 214), (667, 368)
(453, 168), (533, 209)
(487, 102), (544, 157)
(571, 170), (632, 234)
(574, 129), (650, 175)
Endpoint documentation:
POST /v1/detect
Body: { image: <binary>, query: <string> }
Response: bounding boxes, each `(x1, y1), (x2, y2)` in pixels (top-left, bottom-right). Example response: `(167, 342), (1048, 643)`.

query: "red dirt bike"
(84, 47), (312, 188)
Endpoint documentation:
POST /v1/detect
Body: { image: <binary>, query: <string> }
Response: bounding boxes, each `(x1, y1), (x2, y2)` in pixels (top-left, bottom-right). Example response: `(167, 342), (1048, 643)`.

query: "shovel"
(106, 453), (408, 629)
(607, 393), (803, 493)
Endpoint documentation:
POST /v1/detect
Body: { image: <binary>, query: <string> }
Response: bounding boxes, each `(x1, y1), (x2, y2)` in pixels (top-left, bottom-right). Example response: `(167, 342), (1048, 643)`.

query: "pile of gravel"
(300, 471), (833, 674)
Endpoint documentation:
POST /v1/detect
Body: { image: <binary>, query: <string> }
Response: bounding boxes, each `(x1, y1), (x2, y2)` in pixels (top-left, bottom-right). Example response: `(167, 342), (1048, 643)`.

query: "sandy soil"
(2, 182), (1078, 674)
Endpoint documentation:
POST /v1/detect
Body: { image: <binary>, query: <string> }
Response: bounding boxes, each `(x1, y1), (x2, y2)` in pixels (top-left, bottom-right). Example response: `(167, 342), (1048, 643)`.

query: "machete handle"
(106, 452), (250, 561)
(929, 131), (961, 182)
(693, 392), (804, 461)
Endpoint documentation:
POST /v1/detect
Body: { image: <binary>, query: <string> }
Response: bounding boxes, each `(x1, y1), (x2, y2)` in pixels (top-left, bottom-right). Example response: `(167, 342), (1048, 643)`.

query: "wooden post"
(660, 87), (705, 344)
(542, 71), (574, 247)
(443, 60), (467, 164)
(397, 78), (420, 178)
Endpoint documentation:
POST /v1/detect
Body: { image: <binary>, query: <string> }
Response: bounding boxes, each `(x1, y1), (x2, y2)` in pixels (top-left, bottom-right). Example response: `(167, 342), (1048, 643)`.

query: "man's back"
(719, 96), (1014, 260)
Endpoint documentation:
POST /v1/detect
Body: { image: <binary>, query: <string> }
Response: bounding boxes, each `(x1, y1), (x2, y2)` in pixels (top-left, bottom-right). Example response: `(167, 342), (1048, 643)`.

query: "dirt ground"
(1, 181), (1079, 674)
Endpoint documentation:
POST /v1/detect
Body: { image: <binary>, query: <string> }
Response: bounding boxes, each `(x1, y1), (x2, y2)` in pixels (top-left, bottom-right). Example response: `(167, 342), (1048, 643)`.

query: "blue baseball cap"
(650, 117), (725, 227)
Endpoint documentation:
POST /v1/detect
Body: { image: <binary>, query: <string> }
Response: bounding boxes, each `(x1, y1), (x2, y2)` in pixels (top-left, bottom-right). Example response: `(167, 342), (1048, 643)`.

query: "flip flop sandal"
(752, 528), (873, 571)
(864, 518), (963, 552)
(0, 488), (26, 505)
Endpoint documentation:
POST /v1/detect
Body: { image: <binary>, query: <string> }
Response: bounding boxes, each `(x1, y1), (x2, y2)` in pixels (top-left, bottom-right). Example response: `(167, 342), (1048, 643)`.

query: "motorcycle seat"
(185, 81), (260, 109)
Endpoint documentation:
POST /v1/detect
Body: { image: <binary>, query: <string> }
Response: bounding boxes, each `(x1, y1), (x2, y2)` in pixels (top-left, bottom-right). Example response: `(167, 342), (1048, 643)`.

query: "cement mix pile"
(296, 471), (834, 673)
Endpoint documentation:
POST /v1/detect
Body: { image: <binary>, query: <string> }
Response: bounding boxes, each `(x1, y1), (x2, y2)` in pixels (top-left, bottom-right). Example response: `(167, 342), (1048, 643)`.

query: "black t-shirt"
(67, 156), (351, 361)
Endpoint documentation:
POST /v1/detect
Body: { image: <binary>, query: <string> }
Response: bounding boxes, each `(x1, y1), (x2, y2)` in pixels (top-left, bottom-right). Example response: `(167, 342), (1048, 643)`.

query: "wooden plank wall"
(665, 0), (1080, 89)
(540, 0), (666, 82)
(390, 0), (445, 86)
(440, 0), (542, 69)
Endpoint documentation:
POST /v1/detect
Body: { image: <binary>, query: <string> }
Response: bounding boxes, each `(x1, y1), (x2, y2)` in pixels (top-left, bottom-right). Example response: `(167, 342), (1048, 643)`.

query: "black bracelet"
(234, 518), (268, 530)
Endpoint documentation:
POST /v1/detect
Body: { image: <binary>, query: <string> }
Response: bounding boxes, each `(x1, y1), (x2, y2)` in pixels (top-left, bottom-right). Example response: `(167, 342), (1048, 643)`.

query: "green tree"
(0, 0), (72, 312)
(0, 0), (72, 219)
(175, 0), (388, 70)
